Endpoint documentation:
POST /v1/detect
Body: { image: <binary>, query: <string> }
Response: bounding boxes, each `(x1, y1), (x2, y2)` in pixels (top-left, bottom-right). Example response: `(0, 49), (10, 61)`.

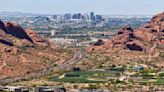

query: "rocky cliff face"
(88, 12), (164, 52)
(87, 12), (164, 67)
(0, 21), (50, 48)
(0, 20), (70, 79)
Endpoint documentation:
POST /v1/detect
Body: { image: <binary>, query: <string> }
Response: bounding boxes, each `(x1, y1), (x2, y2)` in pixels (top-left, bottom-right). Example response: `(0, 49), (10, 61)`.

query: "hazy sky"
(0, 0), (164, 15)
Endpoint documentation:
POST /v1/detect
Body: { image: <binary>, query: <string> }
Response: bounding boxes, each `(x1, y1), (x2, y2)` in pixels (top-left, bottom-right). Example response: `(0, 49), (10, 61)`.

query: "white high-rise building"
(51, 30), (56, 36)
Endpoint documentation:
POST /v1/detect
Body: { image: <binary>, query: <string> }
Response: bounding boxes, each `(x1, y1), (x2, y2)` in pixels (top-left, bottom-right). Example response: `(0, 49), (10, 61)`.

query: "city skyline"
(0, 0), (164, 15)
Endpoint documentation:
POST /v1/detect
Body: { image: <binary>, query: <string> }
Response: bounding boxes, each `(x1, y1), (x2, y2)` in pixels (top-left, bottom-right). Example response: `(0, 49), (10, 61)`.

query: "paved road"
(59, 50), (84, 69)
(0, 51), (85, 84)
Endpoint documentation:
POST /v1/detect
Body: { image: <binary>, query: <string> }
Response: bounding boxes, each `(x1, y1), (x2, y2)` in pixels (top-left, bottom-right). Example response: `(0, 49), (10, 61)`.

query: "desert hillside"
(0, 20), (71, 79)
(85, 12), (164, 68)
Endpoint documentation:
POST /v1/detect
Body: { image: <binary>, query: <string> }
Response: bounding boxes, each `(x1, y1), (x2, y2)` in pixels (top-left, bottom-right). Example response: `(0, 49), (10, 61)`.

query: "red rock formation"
(93, 39), (104, 46)
(0, 20), (67, 79)
(88, 12), (164, 52)
(117, 25), (134, 35)
(25, 29), (48, 47)
(85, 12), (164, 68)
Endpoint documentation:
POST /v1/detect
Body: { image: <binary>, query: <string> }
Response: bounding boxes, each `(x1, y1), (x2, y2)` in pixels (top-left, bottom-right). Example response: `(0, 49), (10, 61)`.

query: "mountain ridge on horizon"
(0, 11), (154, 16)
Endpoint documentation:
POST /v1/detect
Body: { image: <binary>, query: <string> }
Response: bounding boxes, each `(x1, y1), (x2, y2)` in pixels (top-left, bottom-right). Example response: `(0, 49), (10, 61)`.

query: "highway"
(0, 51), (85, 84)
(59, 50), (84, 69)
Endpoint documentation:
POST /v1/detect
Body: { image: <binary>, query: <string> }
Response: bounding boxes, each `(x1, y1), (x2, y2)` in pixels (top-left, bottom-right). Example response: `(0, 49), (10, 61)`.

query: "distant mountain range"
(0, 11), (153, 17)
(0, 11), (50, 16)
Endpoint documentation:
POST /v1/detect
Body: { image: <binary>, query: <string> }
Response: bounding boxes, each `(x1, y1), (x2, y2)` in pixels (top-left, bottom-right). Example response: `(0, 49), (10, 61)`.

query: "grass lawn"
(134, 78), (164, 85)
(51, 71), (119, 83)
(157, 79), (164, 85)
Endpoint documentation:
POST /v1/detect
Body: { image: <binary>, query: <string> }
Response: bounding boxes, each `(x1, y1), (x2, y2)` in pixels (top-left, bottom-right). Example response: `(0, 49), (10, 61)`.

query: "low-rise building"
(3, 86), (29, 92)
(35, 87), (66, 92)
(0, 85), (3, 91)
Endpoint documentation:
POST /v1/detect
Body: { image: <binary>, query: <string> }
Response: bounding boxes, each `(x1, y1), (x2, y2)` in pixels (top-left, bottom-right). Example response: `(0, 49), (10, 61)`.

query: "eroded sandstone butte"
(0, 20), (70, 79)
(87, 12), (164, 67)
